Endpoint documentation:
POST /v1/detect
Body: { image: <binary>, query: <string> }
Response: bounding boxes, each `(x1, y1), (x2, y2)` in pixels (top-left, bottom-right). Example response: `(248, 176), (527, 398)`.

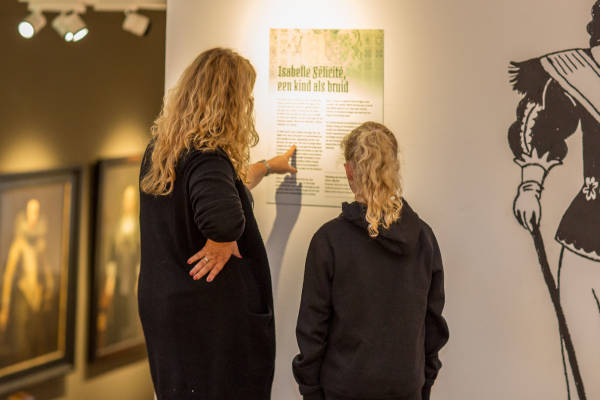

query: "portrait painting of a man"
(0, 169), (78, 388)
(90, 157), (144, 360)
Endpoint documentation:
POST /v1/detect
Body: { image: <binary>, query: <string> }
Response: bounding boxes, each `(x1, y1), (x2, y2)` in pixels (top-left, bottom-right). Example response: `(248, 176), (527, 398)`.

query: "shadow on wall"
(266, 154), (301, 296)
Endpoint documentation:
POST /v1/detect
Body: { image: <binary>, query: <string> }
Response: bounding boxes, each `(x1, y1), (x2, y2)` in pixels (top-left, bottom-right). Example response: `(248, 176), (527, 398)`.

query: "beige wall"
(0, 1), (165, 399)
(166, 0), (594, 398)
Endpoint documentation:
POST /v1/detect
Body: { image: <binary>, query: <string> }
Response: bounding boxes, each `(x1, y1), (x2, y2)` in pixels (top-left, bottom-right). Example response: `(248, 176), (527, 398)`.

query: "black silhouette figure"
(508, 2), (600, 399)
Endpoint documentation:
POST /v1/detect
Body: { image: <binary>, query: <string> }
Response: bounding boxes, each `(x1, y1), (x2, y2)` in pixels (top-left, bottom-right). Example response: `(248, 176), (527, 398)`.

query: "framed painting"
(0, 167), (80, 393)
(89, 156), (145, 362)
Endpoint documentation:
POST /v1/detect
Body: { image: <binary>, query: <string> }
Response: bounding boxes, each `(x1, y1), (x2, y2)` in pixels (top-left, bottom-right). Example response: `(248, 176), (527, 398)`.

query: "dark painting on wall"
(507, 1), (600, 399)
(0, 168), (80, 392)
(89, 156), (144, 362)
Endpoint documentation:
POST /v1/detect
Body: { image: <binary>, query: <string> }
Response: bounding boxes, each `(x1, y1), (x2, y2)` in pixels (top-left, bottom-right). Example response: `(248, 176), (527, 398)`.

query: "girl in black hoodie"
(293, 122), (449, 400)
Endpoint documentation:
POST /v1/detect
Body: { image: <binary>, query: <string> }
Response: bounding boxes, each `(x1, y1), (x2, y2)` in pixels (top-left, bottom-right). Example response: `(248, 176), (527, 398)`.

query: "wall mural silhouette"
(508, 2), (600, 399)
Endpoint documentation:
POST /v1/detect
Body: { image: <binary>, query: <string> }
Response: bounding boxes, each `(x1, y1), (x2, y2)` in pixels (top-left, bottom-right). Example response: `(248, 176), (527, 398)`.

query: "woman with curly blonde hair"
(293, 122), (449, 400)
(138, 48), (296, 400)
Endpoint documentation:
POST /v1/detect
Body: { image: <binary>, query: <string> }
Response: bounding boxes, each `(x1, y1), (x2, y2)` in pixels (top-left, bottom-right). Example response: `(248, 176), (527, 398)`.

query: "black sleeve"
(185, 151), (245, 242)
(422, 228), (449, 400)
(292, 230), (333, 400)
(508, 78), (579, 164)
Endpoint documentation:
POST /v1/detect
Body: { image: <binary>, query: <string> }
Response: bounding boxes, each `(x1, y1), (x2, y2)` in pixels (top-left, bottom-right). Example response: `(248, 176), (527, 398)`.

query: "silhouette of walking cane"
(531, 227), (586, 400)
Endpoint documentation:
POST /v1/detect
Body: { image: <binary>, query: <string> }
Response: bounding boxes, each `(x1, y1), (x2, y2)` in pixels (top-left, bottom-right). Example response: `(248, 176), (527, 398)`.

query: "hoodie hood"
(340, 200), (422, 255)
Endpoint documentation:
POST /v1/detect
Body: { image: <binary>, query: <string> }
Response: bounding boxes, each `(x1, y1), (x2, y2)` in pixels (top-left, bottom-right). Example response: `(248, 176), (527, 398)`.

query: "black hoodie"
(292, 201), (449, 400)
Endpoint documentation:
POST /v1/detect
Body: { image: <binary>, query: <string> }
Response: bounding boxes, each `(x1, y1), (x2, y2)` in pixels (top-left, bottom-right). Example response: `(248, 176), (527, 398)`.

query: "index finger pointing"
(285, 145), (297, 158)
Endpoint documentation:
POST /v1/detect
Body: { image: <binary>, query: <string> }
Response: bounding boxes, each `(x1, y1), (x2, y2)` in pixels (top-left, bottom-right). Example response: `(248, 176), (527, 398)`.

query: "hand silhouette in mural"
(508, 2), (600, 399)
(513, 180), (543, 232)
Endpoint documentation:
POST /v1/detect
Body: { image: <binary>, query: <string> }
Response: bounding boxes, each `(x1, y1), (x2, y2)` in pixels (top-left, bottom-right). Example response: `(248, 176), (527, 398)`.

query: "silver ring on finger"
(202, 256), (210, 263)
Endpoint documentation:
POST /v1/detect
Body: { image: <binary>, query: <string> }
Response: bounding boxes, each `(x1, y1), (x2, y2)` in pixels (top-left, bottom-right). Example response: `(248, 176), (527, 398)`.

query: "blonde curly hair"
(342, 121), (403, 237)
(141, 48), (258, 195)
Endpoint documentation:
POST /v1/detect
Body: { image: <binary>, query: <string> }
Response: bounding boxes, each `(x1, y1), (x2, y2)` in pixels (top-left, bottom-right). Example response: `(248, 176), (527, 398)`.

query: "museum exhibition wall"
(166, 0), (597, 399)
(0, 1), (165, 399)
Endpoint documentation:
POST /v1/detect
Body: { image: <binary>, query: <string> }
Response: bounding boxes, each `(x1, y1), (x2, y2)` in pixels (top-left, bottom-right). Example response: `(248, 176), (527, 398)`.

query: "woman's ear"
(344, 162), (353, 182)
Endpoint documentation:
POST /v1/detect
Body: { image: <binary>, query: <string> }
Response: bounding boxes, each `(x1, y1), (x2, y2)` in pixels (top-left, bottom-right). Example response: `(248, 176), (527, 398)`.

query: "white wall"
(165, 1), (591, 398)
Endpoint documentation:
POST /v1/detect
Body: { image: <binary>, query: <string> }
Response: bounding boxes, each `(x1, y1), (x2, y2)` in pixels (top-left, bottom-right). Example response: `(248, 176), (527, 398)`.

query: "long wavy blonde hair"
(141, 48), (258, 195)
(342, 121), (403, 237)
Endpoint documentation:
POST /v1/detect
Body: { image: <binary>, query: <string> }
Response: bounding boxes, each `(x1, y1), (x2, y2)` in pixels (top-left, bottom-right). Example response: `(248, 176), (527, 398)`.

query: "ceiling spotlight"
(52, 13), (72, 41)
(65, 13), (88, 42)
(52, 12), (88, 42)
(18, 12), (46, 39)
(122, 12), (150, 37)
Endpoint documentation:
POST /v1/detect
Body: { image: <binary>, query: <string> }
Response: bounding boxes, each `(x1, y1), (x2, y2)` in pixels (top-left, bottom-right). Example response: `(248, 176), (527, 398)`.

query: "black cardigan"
(138, 147), (275, 400)
(292, 201), (449, 400)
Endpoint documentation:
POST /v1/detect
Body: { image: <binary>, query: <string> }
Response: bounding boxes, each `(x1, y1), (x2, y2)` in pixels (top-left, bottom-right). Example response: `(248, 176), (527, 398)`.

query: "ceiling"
(19, 0), (165, 12)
